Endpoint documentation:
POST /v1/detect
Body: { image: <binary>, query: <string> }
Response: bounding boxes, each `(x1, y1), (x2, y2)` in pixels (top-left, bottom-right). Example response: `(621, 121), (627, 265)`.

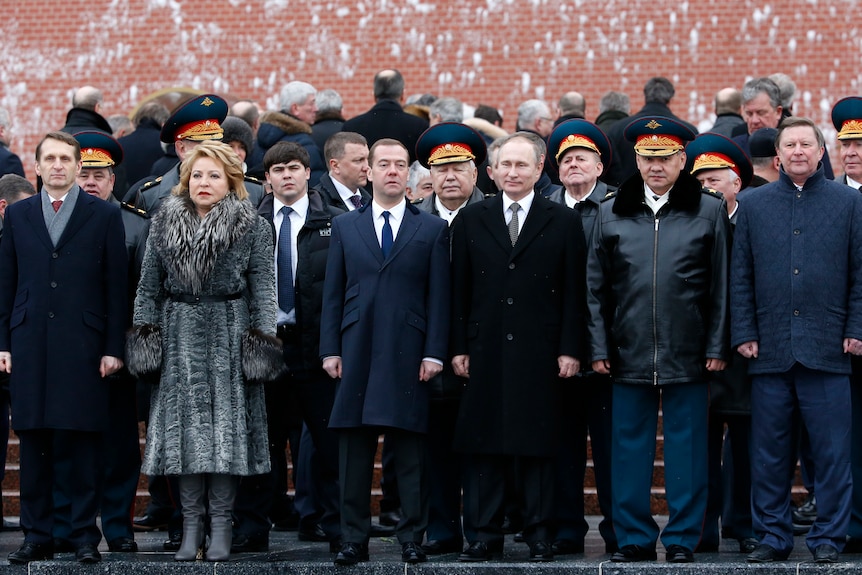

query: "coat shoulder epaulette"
(601, 190), (617, 202)
(244, 175), (262, 184)
(121, 202), (149, 219)
(411, 197), (426, 205)
(139, 177), (162, 191)
(702, 188), (723, 199)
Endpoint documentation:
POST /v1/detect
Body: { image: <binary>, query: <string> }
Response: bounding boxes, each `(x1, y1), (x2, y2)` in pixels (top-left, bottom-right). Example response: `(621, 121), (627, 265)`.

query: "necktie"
(381, 211), (394, 259)
(349, 194), (363, 210)
(508, 202), (520, 246)
(51, 200), (62, 212)
(277, 206), (295, 313)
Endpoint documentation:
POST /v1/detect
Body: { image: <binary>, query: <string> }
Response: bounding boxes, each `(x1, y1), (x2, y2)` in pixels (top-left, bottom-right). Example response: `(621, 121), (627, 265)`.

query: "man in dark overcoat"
(0, 131), (127, 564)
(450, 131), (586, 562)
(319, 138), (450, 565)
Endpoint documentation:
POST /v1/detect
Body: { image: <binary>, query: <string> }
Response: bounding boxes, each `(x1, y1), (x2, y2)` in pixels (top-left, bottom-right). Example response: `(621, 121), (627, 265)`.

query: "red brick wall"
(3, 0), (859, 179)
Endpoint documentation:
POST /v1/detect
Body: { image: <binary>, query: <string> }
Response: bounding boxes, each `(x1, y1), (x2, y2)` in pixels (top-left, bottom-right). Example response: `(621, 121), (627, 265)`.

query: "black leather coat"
(587, 170), (730, 385)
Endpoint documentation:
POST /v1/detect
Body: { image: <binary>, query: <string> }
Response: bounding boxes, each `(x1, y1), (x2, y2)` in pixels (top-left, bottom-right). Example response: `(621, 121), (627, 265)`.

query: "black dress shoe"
(813, 544), (839, 563)
(845, 537), (862, 553)
(747, 543), (789, 563)
(107, 537), (138, 552)
(551, 538), (584, 555)
(53, 538), (75, 553)
(8, 542), (54, 564)
(75, 543), (102, 563)
(792, 494), (817, 525)
(230, 532), (269, 553)
(422, 538), (463, 554)
(133, 514), (170, 532)
(334, 542), (369, 565)
(529, 540), (554, 562)
(666, 544), (694, 563)
(738, 537), (759, 554)
(611, 544), (658, 562)
(458, 540), (502, 562)
(297, 523), (328, 542)
(163, 531), (182, 551)
(402, 541), (427, 563)
(513, 530), (525, 542)
(378, 510), (401, 527)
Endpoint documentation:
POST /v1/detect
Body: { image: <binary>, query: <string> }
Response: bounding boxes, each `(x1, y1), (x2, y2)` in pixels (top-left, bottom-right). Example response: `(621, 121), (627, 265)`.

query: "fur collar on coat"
(149, 192), (258, 294)
(259, 110), (312, 135)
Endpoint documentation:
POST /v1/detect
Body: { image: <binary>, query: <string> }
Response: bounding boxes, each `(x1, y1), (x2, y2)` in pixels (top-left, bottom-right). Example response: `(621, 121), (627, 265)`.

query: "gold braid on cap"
(838, 119), (862, 140)
(692, 152), (738, 176)
(633, 134), (684, 156)
(80, 147), (115, 167)
(556, 134), (600, 161)
(428, 142), (475, 165)
(176, 119), (224, 141)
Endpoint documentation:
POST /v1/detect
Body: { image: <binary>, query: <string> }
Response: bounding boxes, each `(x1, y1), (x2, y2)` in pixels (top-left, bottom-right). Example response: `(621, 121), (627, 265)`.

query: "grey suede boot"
(174, 474), (206, 561)
(205, 474), (238, 561)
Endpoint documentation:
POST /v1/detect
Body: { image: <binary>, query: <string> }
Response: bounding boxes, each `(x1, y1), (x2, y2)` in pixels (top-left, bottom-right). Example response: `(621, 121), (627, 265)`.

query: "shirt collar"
(331, 175), (361, 203)
(502, 190), (535, 215)
(372, 198), (406, 221)
(274, 193), (309, 221)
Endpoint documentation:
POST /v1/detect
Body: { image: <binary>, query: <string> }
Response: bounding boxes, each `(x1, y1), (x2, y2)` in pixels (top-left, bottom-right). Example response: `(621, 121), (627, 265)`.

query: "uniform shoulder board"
(703, 188), (723, 199)
(140, 177), (162, 191)
(411, 197), (426, 205)
(121, 202), (149, 218)
(244, 175), (262, 184)
(601, 190), (617, 201)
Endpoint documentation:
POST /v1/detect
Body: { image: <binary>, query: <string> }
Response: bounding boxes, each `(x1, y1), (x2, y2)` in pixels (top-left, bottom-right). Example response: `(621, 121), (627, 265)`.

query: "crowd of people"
(0, 68), (861, 567)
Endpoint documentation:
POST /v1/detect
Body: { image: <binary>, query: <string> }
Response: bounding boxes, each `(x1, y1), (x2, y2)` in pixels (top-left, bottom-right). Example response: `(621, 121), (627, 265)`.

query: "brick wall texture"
(2, 0), (861, 179)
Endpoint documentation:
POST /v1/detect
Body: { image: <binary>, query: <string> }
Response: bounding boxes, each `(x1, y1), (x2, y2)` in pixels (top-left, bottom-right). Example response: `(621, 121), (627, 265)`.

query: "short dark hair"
(36, 131), (81, 162)
(368, 138), (408, 164)
(643, 77), (675, 105)
(495, 131), (546, 166)
(373, 70), (405, 102)
(264, 141), (311, 172)
(0, 174), (35, 203)
(324, 132), (368, 165)
(474, 104), (503, 127)
(777, 116), (825, 149)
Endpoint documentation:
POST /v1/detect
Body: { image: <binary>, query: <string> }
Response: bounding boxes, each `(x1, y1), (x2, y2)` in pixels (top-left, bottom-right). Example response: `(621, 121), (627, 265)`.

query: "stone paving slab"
(0, 518), (860, 573)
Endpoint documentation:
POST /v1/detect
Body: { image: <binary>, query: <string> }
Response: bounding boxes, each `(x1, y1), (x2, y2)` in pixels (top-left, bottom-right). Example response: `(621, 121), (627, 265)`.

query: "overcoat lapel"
(55, 193), (96, 250)
(479, 195), (513, 255)
(510, 197), (553, 260)
(382, 207), (420, 269)
(22, 199), (54, 252)
(354, 206), (384, 266)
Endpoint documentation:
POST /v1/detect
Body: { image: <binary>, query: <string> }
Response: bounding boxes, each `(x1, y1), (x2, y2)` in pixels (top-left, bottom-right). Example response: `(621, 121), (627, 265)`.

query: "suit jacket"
(341, 100), (429, 164)
(450, 193), (586, 456)
(0, 190), (128, 431)
(319, 200), (450, 433)
(0, 144), (24, 178)
(313, 172), (371, 212)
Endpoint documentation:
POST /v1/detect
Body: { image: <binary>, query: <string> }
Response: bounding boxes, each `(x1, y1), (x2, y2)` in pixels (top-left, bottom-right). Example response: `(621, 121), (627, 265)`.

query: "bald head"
(714, 88), (742, 116)
(558, 91), (586, 119)
(72, 86), (103, 111)
(373, 69), (405, 102)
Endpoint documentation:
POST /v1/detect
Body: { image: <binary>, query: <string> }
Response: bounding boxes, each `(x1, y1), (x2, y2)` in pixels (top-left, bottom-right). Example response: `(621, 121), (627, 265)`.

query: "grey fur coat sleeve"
(127, 233), (166, 377)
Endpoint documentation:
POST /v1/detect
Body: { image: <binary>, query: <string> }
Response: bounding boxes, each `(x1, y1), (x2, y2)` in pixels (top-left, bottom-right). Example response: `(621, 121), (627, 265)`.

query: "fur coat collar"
(259, 110), (312, 135)
(149, 192), (257, 293)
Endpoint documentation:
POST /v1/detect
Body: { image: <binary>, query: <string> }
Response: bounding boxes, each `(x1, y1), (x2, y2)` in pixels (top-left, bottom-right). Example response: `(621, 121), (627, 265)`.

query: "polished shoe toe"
(551, 538), (584, 555)
(75, 543), (102, 563)
(230, 532), (269, 553)
(611, 544), (657, 562)
(107, 537), (138, 552)
(529, 540), (554, 562)
(297, 523), (329, 542)
(739, 537), (759, 554)
(8, 542), (54, 565)
(813, 544), (839, 563)
(459, 540), (501, 562)
(163, 531), (182, 551)
(747, 543), (788, 563)
(401, 541), (427, 563)
(666, 544), (694, 563)
(421, 538), (462, 555)
(133, 514), (170, 532)
(334, 542), (369, 565)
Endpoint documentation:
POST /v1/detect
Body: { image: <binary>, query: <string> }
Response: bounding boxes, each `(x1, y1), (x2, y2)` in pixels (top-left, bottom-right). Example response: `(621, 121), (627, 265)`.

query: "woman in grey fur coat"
(127, 141), (282, 562)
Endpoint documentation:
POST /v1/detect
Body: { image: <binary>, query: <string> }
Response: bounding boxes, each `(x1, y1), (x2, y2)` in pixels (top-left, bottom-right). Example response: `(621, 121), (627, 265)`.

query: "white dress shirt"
(274, 194), (309, 325)
(502, 190), (535, 235)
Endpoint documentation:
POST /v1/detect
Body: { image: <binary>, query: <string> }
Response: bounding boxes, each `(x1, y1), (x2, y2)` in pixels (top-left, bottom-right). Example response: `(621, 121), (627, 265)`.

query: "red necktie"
(51, 200), (62, 212)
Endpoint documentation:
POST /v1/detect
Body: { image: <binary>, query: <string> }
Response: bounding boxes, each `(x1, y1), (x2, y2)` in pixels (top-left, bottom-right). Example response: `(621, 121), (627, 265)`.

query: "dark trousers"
(425, 397), (469, 543)
(463, 453), (555, 546)
(703, 413), (753, 545)
(612, 381), (708, 551)
(849, 366), (862, 539)
(19, 428), (102, 546)
(553, 373), (615, 547)
(338, 427), (427, 545)
(751, 365), (851, 553)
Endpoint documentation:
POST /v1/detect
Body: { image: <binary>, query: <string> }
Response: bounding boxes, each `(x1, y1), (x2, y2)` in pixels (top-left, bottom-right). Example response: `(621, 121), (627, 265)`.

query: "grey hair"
(72, 86), (103, 111)
(316, 89), (343, 114)
(407, 160), (430, 191)
(768, 73), (797, 110)
(516, 99), (550, 130)
(741, 77), (781, 109)
(599, 91), (630, 115)
(429, 97), (463, 123)
(558, 92), (586, 118)
(496, 131), (546, 165)
(279, 81), (317, 111)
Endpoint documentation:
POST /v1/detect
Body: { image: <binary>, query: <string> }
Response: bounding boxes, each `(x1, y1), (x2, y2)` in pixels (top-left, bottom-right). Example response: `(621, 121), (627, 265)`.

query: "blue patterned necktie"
(381, 211), (394, 259)
(278, 206), (295, 312)
(349, 194), (363, 210)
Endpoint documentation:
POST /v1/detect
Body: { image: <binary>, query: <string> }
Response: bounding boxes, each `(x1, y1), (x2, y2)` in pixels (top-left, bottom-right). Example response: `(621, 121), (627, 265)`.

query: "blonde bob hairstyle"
(173, 140), (249, 201)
